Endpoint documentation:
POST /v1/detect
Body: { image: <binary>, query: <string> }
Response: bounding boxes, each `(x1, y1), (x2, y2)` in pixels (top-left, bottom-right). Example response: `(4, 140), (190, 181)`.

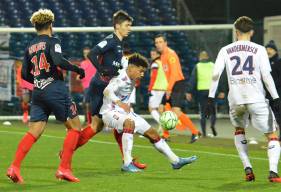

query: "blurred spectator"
(80, 47), (96, 124)
(265, 40), (281, 140)
(186, 51), (220, 137)
(148, 48), (167, 124)
(16, 62), (33, 123)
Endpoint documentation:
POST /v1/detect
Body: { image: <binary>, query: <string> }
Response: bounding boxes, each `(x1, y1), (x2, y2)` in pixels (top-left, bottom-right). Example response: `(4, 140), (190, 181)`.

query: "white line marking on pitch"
(0, 130), (267, 161)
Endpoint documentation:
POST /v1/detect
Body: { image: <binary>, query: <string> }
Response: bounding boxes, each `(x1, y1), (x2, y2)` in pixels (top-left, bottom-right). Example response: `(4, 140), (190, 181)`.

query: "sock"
(162, 130), (170, 139)
(178, 113), (199, 134)
(60, 129), (80, 170)
(113, 129), (123, 157)
(75, 126), (96, 150)
(234, 130), (252, 169)
(122, 131), (134, 166)
(154, 139), (179, 163)
(12, 132), (37, 168)
(87, 112), (92, 124)
(151, 110), (160, 123)
(268, 138), (280, 173)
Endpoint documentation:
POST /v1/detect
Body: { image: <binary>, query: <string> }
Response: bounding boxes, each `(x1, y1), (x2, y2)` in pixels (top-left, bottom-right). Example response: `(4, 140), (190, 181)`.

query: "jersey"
(209, 40), (278, 106)
(160, 47), (185, 92)
(88, 33), (123, 78)
(22, 34), (81, 90)
(100, 69), (135, 114)
(80, 59), (96, 89)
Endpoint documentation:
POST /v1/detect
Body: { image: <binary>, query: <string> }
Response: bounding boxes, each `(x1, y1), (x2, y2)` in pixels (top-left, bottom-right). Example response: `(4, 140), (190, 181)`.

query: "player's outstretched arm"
(21, 48), (34, 84)
(50, 39), (85, 78)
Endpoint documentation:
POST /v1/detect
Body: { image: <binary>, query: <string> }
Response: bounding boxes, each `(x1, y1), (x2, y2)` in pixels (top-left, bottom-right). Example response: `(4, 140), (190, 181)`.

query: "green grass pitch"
(0, 121), (280, 192)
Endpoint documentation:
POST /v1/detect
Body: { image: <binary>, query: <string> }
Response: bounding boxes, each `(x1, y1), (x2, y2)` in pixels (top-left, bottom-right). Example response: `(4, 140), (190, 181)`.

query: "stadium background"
(0, 0), (280, 115)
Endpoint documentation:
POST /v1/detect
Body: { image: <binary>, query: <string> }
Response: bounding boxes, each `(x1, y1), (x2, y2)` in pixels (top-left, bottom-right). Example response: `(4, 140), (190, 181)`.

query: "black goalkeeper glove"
(271, 98), (281, 113)
(205, 97), (216, 118)
(77, 68), (85, 79)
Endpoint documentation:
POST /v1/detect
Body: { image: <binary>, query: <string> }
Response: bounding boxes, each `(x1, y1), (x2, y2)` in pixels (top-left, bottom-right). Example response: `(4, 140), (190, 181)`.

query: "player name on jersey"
(28, 42), (46, 54)
(226, 44), (258, 55)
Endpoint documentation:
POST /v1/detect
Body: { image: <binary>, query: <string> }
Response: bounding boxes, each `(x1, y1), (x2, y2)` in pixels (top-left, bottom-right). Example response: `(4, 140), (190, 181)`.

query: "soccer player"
(155, 34), (201, 143)
(101, 53), (197, 172)
(79, 47), (96, 125)
(73, 10), (145, 168)
(206, 16), (281, 182)
(6, 9), (85, 183)
(148, 48), (168, 124)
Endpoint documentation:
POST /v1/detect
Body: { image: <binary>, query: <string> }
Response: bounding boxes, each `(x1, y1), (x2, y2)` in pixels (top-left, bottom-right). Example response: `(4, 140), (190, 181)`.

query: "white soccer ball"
(159, 111), (178, 130)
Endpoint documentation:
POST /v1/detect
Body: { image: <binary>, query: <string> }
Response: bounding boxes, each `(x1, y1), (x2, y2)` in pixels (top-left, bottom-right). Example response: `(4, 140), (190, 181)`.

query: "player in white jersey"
(100, 53), (197, 172)
(206, 16), (281, 182)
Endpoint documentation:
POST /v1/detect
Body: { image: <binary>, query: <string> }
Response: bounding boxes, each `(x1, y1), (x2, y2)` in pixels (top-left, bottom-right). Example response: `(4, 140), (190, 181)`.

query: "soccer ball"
(159, 111), (178, 130)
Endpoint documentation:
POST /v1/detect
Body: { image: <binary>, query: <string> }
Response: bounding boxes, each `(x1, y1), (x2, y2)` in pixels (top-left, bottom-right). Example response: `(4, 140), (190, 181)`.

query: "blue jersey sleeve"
(88, 38), (115, 72)
(50, 38), (81, 73)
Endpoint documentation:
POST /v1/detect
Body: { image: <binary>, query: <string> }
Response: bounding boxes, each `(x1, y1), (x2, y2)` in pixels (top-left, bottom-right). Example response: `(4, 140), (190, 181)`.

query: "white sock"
(154, 139), (179, 163)
(151, 110), (160, 123)
(122, 133), (134, 166)
(234, 133), (252, 169)
(268, 140), (281, 173)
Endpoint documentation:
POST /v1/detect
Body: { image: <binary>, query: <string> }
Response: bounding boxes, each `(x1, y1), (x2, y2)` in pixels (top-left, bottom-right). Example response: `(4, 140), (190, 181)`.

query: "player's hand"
(272, 98), (281, 113)
(205, 97), (216, 118)
(77, 68), (85, 79)
(217, 92), (225, 99)
(166, 91), (171, 100)
(186, 93), (192, 101)
(116, 100), (130, 113)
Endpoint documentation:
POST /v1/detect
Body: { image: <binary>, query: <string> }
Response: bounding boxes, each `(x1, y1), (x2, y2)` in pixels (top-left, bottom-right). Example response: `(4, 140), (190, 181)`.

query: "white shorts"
(229, 101), (276, 133)
(102, 110), (151, 135)
(149, 90), (165, 108)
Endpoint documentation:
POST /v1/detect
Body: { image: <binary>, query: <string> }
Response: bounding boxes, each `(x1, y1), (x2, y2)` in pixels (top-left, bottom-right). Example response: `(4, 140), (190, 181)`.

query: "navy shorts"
(30, 81), (78, 122)
(161, 80), (186, 108)
(87, 73), (109, 117)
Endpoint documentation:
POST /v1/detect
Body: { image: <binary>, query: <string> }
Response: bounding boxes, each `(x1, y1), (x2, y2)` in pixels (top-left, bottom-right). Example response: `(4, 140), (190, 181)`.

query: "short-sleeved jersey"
(100, 69), (135, 114)
(209, 40), (272, 105)
(89, 33), (123, 77)
(160, 47), (185, 91)
(22, 35), (64, 90)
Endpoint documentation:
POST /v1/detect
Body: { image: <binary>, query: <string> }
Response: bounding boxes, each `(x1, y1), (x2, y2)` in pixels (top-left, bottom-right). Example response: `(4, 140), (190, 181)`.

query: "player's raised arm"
(50, 39), (85, 78)
(21, 48), (34, 84)
(208, 49), (226, 98)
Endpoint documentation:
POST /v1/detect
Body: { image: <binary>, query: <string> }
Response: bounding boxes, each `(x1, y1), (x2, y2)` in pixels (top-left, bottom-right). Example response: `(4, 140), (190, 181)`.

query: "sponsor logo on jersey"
(230, 76), (257, 85)
(34, 77), (54, 89)
(241, 140), (247, 144)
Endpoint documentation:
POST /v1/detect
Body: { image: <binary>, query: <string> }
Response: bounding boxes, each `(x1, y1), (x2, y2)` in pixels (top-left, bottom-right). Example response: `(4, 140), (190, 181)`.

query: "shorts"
(30, 81), (78, 122)
(102, 110), (151, 135)
(229, 101), (276, 133)
(161, 80), (186, 108)
(88, 73), (109, 117)
(149, 90), (165, 108)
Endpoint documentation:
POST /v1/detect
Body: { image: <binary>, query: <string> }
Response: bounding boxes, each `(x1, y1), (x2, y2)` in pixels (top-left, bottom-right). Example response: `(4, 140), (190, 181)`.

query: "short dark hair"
(154, 34), (167, 42)
(113, 10), (133, 28)
(234, 16), (254, 33)
(128, 53), (149, 68)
